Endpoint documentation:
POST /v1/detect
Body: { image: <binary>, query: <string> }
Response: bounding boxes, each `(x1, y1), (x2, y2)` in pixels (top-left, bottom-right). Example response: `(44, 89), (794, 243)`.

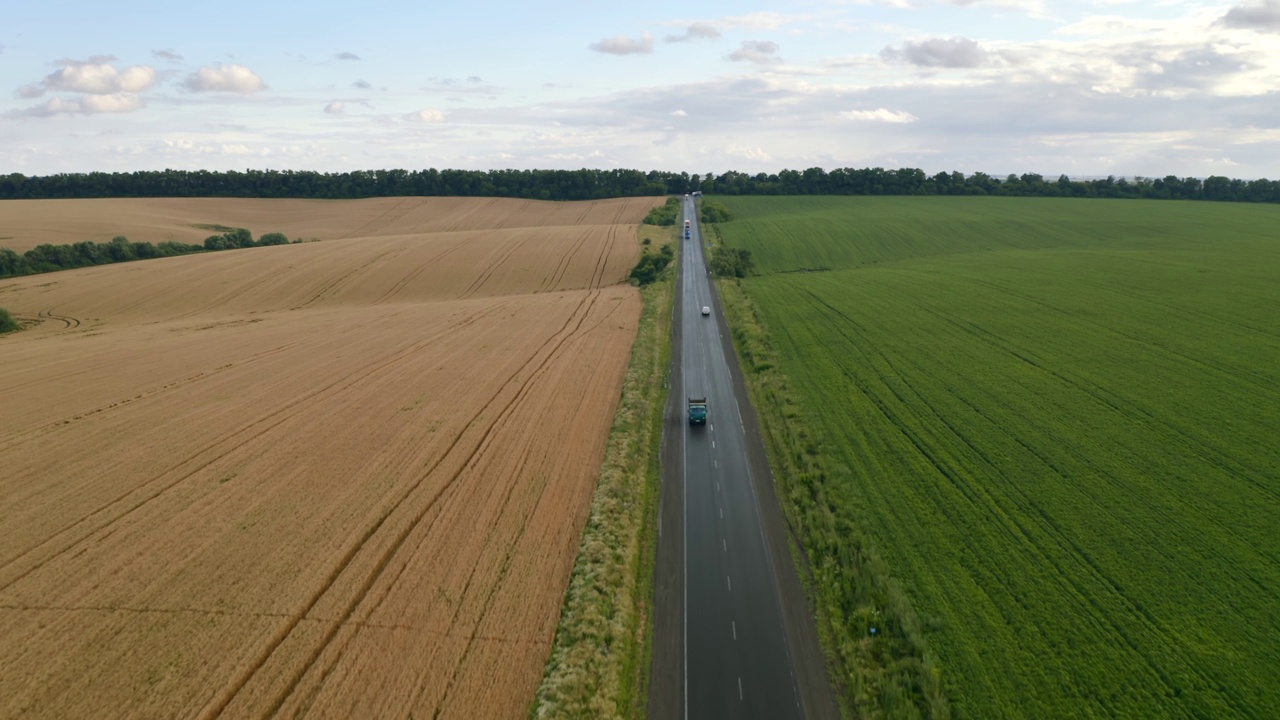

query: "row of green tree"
(699, 200), (734, 224)
(642, 197), (681, 226)
(4, 167), (1280, 203)
(0, 229), (291, 279)
(629, 242), (674, 285)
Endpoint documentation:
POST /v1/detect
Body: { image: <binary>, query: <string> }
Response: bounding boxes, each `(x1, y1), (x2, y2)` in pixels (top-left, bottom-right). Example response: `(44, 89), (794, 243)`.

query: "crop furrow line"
(207, 291), (600, 718)
(0, 341), (304, 452)
(0, 603), (294, 620)
(932, 308), (1280, 501)
(292, 246), (403, 310)
(0, 302), (516, 589)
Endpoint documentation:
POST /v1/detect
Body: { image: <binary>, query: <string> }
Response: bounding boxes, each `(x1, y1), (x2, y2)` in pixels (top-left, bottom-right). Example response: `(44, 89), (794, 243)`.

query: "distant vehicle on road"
(688, 396), (707, 425)
(701, 306), (711, 316)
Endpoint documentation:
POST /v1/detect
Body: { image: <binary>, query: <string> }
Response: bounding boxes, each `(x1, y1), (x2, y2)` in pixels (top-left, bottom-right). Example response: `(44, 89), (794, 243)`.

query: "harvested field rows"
(0, 196), (657, 718)
(0, 196), (651, 253)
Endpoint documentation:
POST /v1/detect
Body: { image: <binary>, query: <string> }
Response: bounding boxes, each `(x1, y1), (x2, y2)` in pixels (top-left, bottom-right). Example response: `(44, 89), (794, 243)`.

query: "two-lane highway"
(650, 196), (839, 719)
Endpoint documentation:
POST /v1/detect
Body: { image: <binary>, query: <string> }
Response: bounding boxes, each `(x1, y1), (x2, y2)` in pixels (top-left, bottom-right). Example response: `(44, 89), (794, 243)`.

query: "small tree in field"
(0, 307), (19, 334)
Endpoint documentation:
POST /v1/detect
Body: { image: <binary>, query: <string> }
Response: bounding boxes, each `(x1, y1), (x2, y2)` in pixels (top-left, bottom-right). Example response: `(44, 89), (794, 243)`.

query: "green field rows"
(716, 196), (1280, 718)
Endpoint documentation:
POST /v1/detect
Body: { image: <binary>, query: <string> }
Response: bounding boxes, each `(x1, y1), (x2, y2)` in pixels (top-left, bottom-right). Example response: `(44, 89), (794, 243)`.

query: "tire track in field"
(0, 340), (304, 451)
(215, 290), (605, 720)
(421, 320), (600, 717)
(0, 301), (517, 591)
(545, 225), (593, 289)
(291, 341), (565, 717)
(293, 225), (629, 702)
(591, 201), (630, 290)
(925, 305), (1280, 501)
(0, 602), (294, 621)
(457, 230), (542, 300)
(443, 198), (500, 232)
(791, 282), (1244, 712)
(291, 246), (406, 310)
(956, 274), (1280, 393)
(921, 299), (1280, 568)
(38, 308), (81, 330)
(339, 198), (415, 240)
(161, 251), (286, 322)
(1071, 274), (1280, 342)
(371, 235), (473, 306)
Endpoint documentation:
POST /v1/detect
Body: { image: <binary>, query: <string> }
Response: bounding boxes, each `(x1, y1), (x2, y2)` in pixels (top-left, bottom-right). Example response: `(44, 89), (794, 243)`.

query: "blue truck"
(688, 396), (707, 425)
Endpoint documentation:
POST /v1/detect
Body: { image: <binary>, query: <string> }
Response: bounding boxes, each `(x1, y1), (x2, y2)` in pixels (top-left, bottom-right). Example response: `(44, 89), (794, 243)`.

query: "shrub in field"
(629, 243), (673, 285)
(0, 307), (18, 334)
(699, 200), (733, 224)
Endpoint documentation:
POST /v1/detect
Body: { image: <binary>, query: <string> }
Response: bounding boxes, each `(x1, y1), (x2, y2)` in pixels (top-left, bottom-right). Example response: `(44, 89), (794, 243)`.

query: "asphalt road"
(649, 197), (839, 720)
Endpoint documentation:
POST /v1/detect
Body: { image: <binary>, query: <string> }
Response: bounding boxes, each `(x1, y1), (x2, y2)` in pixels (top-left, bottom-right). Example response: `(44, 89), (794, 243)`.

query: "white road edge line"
(682, 231), (689, 720)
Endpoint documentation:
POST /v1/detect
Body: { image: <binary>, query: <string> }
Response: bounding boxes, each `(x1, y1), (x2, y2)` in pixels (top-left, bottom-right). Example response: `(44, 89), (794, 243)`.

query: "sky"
(3, 0), (1280, 178)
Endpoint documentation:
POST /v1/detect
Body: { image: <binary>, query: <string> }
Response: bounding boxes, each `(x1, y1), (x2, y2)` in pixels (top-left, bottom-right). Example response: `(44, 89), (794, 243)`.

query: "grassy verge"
(716, 276), (949, 719)
(531, 224), (675, 719)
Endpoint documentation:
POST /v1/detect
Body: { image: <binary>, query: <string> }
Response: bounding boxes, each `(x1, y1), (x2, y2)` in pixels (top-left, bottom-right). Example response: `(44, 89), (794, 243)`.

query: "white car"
(701, 306), (711, 316)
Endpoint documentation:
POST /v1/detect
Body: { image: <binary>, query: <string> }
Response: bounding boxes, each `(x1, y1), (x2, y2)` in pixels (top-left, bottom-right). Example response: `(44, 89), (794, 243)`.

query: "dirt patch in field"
(0, 196), (657, 719)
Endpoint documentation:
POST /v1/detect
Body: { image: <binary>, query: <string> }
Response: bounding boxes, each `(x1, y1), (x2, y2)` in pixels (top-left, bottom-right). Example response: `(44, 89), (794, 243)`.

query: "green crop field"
(714, 196), (1280, 719)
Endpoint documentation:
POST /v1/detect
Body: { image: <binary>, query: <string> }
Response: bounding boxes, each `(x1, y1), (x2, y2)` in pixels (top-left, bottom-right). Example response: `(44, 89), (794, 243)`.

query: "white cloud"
(717, 12), (812, 31)
(33, 61), (157, 95)
(672, 109), (689, 117)
(1220, 0), (1280, 32)
(335, 51), (361, 60)
(6, 93), (145, 117)
(882, 37), (990, 68)
(421, 76), (503, 95)
(182, 64), (265, 93)
(729, 40), (783, 64)
(17, 84), (46, 99)
(841, 108), (919, 123)
(406, 108), (445, 122)
(590, 33), (655, 55)
(324, 101), (345, 114)
(152, 49), (183, 62)
(353, 79), (373, 89)
(666, 22), (722, 43)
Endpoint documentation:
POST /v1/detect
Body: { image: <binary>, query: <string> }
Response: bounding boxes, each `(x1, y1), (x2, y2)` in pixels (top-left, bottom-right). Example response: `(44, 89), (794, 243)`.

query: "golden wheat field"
(0, 196), (657, 718)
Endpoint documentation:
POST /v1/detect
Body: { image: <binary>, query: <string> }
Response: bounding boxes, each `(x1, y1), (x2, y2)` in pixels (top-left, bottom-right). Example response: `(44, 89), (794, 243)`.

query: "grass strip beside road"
(717, 275), (949, 720)
(532, 225), (674, 719)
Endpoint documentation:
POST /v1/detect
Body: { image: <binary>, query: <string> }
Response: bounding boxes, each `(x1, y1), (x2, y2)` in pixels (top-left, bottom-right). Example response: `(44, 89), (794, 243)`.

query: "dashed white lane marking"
(711, 440), (715, 449)
(727, 575), (732, 592)
(719, 508), (723, 519)
(738, 677), (744, 700)
(722, 538), (727, 552)
(732, 621), (737, 640)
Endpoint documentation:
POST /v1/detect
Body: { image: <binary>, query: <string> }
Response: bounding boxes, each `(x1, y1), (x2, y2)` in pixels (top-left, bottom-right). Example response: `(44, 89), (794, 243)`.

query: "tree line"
(1, 229), (292, 279)
(2, 167), (1279, 203)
